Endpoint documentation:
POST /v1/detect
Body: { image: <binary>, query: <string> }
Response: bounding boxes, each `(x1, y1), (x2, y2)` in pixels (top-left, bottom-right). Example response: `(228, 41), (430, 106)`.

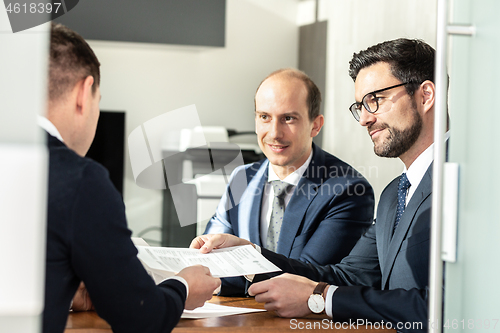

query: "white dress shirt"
(260, 150), (313, 245)
(325, 132), (451, 317)
(38, 116), (64, 142)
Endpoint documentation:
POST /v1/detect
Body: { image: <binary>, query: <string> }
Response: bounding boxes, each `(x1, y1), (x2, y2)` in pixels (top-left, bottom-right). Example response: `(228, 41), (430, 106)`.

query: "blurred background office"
(3, 1), (499, 332)
(53, 0), (437, 246)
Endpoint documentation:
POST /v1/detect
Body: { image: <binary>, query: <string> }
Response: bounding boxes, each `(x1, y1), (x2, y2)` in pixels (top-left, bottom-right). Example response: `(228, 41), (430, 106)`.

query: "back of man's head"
(348, 38), (435, 97)
(49, 22), (100, 103)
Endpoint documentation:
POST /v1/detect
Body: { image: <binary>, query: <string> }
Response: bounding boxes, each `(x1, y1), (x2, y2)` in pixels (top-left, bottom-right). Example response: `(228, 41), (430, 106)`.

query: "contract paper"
(136, 244), (281, 282)
(182, 302), (266, 319)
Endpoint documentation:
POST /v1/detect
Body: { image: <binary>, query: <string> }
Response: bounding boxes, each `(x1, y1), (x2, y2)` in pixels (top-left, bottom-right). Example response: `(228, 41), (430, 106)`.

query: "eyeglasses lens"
(363, 93), (378, 113)
(350, 104), (361, 121)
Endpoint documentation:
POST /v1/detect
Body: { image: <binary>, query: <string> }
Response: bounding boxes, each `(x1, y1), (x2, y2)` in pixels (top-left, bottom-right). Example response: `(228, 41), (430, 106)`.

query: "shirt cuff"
(164, 276), (189, 301)
(325, 285), (338, 318)
(213, 285), (221, 294)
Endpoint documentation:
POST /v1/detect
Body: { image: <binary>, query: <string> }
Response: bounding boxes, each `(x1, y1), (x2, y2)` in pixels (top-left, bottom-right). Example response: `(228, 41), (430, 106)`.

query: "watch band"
(313, 282), (328, 296)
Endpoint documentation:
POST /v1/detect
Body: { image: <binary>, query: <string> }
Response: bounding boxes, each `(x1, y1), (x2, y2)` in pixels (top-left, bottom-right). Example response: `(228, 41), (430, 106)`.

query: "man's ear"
(311, 114), (324, 137)
(420, 80), (435, 114)
(75, 76), (95, 116)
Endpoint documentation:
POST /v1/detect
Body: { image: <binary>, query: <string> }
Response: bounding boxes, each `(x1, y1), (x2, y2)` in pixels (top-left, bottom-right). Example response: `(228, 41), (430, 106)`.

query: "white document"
(136, 244), (281, 282)
(131, 237), (150, 247)
(182, 302), (266, 319)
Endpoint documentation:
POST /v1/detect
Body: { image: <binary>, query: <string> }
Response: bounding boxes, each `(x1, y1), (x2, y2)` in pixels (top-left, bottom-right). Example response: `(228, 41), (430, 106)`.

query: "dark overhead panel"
(299, 20), (327, 147)
(54, 0), (226, 47)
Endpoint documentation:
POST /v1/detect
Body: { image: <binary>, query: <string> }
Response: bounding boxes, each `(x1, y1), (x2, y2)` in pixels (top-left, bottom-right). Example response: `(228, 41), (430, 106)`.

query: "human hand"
(71, 282), (94, 311)
(189, 233), (253, 253)
(176, 265), (221, 310)
(248, 273), (318, 317)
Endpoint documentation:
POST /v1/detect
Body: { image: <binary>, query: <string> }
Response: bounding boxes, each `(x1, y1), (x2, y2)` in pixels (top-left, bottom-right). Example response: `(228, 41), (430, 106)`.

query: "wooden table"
(65, 296), (395, 332)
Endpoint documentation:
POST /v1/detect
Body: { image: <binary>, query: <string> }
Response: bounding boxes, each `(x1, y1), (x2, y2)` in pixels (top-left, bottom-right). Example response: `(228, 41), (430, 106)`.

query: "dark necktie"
(266, 180), (292, 252)
(393, 173), (411, 234)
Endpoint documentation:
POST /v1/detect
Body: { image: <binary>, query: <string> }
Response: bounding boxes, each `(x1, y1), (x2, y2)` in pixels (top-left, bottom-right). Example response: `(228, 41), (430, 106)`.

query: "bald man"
(204, 69), (374, 295)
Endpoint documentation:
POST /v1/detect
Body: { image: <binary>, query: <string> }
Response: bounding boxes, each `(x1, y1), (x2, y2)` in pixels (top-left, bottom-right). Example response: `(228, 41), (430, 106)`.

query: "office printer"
(161, 126), (263, 245)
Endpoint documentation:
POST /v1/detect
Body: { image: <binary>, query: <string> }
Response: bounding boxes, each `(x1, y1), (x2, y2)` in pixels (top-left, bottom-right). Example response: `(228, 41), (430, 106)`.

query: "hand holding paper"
(248, 273), (318, 318)
(136, 244), (280, 281)
(190, 233), (254, 253)
(177, 266), (221, 310)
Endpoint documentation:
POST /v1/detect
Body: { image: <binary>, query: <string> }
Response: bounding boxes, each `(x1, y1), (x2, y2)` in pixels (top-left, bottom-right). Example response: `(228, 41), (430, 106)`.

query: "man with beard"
(203, 68), (375, 295)
(191, 38), (444, 332)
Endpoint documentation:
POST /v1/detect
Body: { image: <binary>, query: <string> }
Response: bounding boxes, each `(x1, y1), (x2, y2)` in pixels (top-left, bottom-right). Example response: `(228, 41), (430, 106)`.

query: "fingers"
(189, 234), (254, 253)
(188, 235), (218, 253)
(189, 234), (225, 253)
(213, 277), (221, 290)
(189, 236), (215, 252)
(189, 236), (204, 249)
(71, 282), (94, 311)
(248, 274), (315, 318)
(247, 279), (270, 296)
(182, 266), (221, 310)
(200, 265), (212, 276)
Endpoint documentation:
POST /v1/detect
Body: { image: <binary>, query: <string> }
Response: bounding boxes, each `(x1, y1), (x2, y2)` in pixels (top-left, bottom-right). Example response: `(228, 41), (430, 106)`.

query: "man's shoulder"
(48, 135), (110, 187)
(232, 158), (268, 178)
(378, 176), (403, 204)
(310, 146), (369, 183)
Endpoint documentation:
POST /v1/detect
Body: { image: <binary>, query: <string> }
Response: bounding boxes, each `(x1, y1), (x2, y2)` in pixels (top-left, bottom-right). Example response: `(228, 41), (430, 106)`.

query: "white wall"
(89, 0), (437, 241)
(318, 0), (437, 206)
(90, 0), (299, 242)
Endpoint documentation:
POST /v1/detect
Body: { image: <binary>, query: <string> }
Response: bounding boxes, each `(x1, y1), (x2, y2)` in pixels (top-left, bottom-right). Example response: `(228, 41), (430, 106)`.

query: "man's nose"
(358, 106), (376, 127)
(268, 119), (284, 139)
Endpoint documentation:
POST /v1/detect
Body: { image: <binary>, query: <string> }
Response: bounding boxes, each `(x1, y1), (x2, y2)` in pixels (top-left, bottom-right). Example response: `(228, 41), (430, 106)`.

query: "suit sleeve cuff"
(163, 276), (189, 300)
(325, 285), (338, 318)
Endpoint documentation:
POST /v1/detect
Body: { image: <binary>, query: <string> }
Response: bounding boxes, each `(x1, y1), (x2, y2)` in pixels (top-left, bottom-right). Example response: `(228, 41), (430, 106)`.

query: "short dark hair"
(255, 68), (322, 121)
(348, 38), (435, 96)
(49, 22), (100, 101)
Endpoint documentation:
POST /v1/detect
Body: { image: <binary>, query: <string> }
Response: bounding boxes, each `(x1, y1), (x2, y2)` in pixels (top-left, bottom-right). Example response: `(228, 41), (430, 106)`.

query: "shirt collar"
(404, 131), (450, 187)
(37, 116), (64, 142)
(267, 149), (313, 186)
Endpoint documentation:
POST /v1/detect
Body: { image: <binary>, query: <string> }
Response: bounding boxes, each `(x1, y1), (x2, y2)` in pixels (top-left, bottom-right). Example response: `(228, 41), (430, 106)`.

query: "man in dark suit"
(204, 69), (374, 295)
(42, 23), (220, 333)
(192, 39), (440, 332)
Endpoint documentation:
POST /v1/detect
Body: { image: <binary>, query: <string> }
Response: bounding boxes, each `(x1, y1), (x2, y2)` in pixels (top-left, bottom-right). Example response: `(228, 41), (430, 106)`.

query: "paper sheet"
(136, 244), (281, 278)
(182, 302), (266, 319)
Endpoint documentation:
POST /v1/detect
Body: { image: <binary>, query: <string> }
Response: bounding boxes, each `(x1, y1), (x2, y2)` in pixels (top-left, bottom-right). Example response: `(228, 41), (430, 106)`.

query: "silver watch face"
(307, 294), (325, 313)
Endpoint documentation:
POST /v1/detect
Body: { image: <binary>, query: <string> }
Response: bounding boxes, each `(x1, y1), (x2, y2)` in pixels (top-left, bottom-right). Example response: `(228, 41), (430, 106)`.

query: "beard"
(370, 102), (423, 158)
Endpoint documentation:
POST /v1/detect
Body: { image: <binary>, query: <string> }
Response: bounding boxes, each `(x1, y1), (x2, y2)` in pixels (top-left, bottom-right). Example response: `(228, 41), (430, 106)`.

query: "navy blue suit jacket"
(258, 165), (433, 332)
(205, 143), (374, 295)
(44, 134), (186, 333)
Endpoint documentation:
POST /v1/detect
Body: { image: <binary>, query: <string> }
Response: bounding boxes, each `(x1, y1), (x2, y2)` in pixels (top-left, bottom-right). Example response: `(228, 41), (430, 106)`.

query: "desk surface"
(65, 296), (395, 332)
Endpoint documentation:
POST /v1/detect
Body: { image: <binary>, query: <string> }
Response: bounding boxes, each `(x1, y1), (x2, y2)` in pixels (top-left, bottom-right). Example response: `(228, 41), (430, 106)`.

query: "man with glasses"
(203, 68), (375, 295)
(191, 38), (441, 332)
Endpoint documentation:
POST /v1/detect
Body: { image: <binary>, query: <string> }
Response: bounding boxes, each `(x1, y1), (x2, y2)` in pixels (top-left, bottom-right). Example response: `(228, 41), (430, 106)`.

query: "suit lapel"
(377, 179), (399, 270)
(381, 167), (433, 288)
(239, 161), (268, 246)
(276, 145), (324, 256)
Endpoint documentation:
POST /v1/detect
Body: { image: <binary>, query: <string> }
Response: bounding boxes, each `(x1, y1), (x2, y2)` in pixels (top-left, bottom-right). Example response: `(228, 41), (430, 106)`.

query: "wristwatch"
(307, 282), (328, 314)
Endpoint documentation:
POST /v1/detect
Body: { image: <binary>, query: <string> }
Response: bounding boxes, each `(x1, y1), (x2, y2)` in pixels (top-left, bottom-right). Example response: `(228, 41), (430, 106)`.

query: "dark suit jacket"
(259, 164), (433, 332)
(44, 134), (186, 333)
(205, 143), (374, 295)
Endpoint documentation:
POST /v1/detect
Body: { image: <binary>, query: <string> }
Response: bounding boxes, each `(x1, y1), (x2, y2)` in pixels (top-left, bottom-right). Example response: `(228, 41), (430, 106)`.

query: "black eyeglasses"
(349, 82), (412, 121)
